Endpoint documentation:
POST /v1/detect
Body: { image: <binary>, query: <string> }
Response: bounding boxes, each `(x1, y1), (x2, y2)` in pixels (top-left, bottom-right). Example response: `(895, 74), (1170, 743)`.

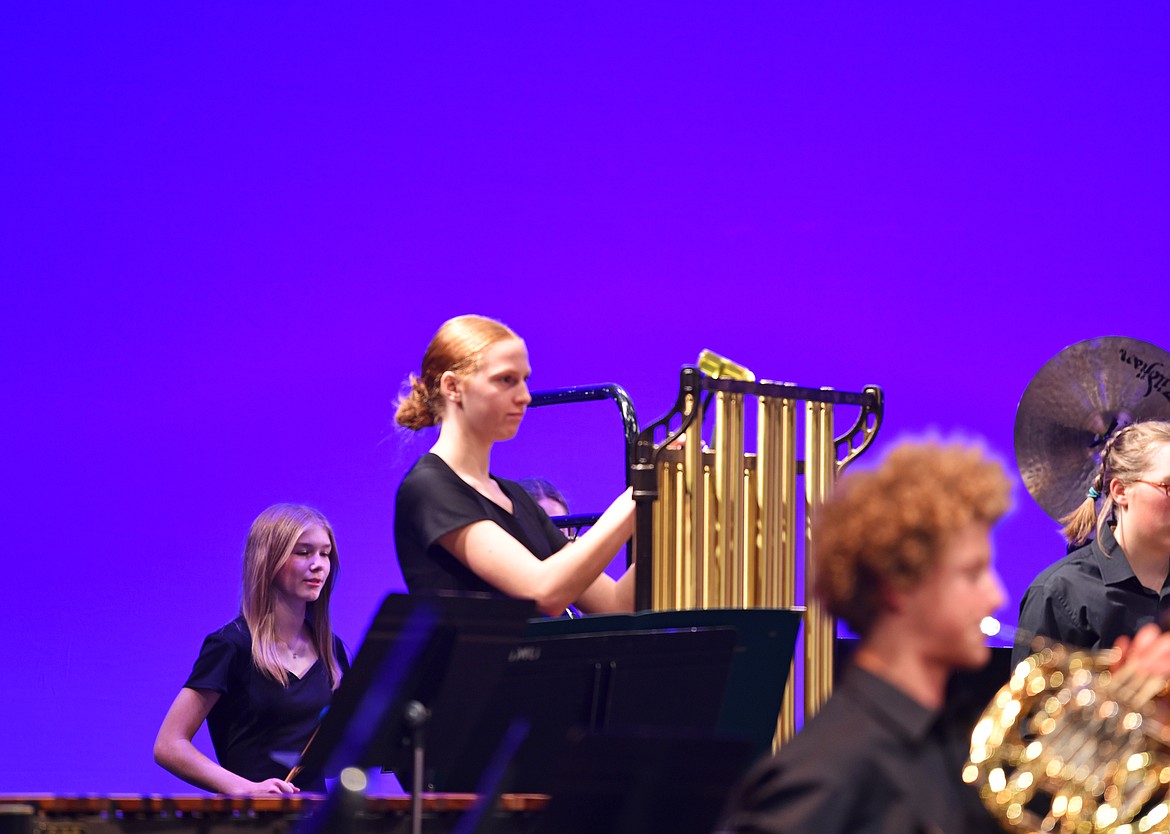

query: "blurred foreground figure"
(718, 440), (1013, 834)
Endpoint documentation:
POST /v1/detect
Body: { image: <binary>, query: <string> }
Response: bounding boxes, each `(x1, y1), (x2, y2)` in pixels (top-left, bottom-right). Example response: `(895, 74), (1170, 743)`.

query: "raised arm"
(439, 488), (635, 616)
(154, 688), (298, 795)
(574, 559), (636, 614)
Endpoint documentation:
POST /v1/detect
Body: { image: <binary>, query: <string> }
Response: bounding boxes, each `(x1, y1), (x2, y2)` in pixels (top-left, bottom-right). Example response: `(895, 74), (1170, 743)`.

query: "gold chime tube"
(758, 395), (799, 743)
(804, 400), (836, 717)
(711, 390), (746, 607)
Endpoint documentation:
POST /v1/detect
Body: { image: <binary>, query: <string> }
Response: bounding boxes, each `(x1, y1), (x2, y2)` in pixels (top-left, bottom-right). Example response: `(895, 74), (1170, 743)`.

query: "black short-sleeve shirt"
(184, 616), (349, 792)
(394, 452), (568, 596)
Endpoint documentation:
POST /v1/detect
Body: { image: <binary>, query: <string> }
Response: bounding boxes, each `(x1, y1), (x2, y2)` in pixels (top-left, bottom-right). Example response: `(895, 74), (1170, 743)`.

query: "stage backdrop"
(2, 3), (1168, 792)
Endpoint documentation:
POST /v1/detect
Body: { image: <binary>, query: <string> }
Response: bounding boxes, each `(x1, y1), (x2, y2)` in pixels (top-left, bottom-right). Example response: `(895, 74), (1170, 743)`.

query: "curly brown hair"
(812, 439), (1013, 637)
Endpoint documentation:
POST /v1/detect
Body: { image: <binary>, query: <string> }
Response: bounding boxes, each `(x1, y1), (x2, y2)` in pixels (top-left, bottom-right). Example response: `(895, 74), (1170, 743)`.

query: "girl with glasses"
(1014, 420), (1170, 665)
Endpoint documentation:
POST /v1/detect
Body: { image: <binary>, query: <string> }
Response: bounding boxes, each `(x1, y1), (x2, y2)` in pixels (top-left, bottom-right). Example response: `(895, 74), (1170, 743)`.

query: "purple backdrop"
(2, 3), (1168, 792)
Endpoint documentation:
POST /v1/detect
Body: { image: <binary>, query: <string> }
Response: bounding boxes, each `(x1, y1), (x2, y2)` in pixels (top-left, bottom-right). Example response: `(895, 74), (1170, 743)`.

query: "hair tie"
(1087, 486), (1101, 500)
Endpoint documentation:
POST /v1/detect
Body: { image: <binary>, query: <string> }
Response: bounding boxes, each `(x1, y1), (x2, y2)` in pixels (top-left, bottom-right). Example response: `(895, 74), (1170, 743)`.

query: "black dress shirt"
(1013, 522), (1170, 667)
(715, 666), (1000, 834)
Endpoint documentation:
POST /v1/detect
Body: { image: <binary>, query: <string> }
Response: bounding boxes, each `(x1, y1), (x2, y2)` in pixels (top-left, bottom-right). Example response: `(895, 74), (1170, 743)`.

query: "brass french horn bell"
(965, 644), (1170, 833)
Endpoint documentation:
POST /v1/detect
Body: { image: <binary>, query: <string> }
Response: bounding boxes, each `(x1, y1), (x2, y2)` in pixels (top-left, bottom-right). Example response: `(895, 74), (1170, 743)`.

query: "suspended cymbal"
(1015, 336), (1170, 522)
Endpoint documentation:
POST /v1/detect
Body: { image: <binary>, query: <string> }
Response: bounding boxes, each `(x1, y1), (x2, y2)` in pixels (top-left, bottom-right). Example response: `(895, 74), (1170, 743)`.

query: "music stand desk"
(528, 607), (804, 754)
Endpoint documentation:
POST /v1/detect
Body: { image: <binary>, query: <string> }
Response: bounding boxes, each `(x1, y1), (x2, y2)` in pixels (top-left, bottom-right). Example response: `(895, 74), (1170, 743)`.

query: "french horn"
(964, 642), (1170, 833)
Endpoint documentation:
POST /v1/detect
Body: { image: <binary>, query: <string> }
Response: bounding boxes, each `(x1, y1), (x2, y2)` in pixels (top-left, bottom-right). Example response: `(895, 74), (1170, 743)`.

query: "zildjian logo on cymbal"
(1119, 347), (1170, 401)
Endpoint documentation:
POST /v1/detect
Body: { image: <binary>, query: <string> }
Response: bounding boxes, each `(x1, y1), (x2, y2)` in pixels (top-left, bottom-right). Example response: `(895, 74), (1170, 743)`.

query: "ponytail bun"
(395, 375), (437, 430)
(397, 315), (521, 431)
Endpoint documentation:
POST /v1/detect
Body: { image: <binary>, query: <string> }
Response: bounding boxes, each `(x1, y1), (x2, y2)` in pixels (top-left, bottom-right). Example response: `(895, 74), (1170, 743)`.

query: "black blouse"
(184, 616), (349, 792)
(393, 453), (568, 596)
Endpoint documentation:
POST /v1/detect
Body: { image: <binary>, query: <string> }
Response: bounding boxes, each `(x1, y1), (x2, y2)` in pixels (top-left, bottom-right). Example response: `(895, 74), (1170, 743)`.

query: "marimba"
(0, 794), (548, 833)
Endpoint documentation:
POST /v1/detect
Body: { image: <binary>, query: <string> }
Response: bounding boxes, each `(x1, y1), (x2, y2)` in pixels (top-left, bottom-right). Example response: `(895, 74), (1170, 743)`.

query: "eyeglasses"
(1135, 480), (1170, 498)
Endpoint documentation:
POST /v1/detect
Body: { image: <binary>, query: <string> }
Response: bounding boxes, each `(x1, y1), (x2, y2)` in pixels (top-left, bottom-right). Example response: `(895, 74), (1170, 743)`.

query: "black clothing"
(716, 666), (1000, 834)
(1013, 522), (1170, 666)
(184, 616), (349, 792)
(394, 452), (568, 596)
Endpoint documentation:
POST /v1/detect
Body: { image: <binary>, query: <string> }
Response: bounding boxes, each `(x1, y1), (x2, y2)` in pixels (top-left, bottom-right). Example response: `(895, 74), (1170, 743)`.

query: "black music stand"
(432, 625), (739, 795)
(291, 593), (534, 834)
(528, 607), (804, 755)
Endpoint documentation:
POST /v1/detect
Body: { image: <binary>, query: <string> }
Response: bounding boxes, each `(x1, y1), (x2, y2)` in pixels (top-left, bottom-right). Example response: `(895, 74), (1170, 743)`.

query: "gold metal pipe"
(702, 456), (715, 608)
(758, 395), (799, 743)
(670, 454), (686, 609)
(653, 453), (677, 610)
(804, 400), (836, 718)
(755, 397), (797, 606)
(684, 397), (704, 610)
(650, 392), (708, 611)
(742, 455), (759, 607)
(711, 390), (746, 607)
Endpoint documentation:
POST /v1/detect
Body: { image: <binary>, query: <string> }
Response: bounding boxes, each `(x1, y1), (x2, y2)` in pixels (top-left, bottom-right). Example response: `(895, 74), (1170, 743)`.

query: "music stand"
(434, 625), (739, 795)
(291, 593), (534, 834)
(528, 607), (803, 755)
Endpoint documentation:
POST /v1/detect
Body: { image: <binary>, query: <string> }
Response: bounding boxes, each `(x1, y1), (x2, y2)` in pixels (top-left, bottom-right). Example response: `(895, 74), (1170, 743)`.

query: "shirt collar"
(1093, 521), (1139, 585)
(842, 664), (939, 744)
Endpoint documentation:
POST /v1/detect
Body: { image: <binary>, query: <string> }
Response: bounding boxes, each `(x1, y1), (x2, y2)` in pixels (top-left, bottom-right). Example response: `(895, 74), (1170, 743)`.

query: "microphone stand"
(404, 699), (431, 834)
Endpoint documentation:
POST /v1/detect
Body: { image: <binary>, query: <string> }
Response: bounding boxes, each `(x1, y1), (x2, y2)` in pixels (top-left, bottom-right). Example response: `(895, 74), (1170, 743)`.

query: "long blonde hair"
(1060, 421), (1170, 546)
(241, 504), (342, 688)
(395, 314), (520, 430)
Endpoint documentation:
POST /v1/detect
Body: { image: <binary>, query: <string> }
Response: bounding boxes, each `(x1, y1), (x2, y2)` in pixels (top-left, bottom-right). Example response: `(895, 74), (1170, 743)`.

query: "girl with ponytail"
(393, 314), (636, 616)
(1013, 421), (1170, 665)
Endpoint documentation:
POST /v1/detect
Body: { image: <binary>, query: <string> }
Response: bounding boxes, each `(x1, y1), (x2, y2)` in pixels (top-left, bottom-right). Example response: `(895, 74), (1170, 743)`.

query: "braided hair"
(1060, 421), (1170, 546)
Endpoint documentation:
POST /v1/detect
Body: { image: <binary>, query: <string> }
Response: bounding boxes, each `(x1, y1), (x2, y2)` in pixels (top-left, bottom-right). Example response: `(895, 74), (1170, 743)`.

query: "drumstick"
(285, 706), (329, 783)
